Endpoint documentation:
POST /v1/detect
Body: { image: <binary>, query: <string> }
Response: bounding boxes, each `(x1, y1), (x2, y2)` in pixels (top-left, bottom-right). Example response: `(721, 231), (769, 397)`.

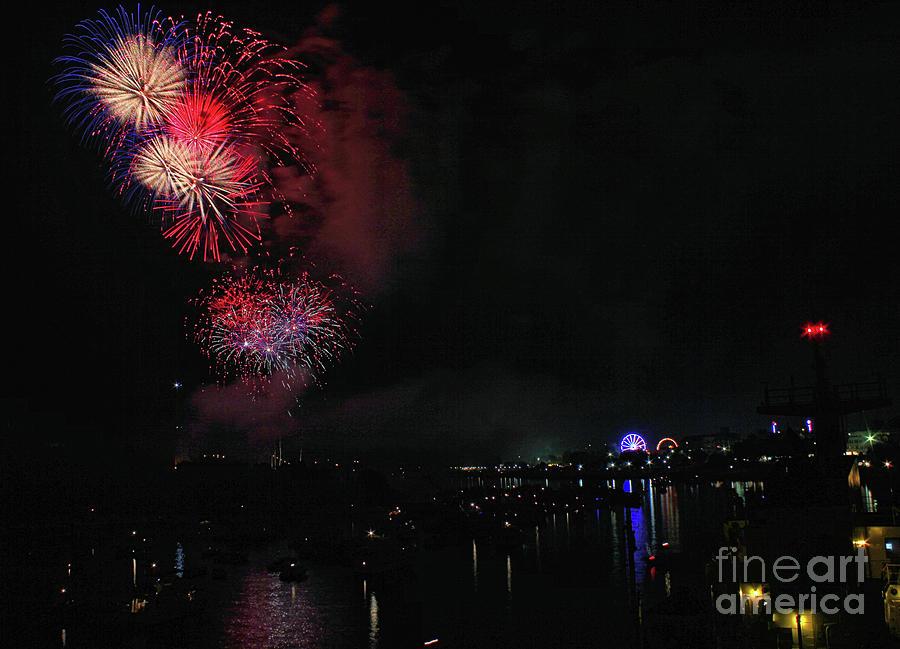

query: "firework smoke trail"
(54, 8), (320, 262)
(195, 268), (359, 383)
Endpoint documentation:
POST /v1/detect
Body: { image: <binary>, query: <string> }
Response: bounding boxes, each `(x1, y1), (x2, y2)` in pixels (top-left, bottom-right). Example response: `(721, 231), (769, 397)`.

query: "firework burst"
(54, 8), (320, 262)
(53, 6), (187, 152)
(177, 11), (318, 165)
(131, 135), (264, 260)
(89, 34), (186, 130)
(194, 269), (358, 383)
(164, 88), (233, 149)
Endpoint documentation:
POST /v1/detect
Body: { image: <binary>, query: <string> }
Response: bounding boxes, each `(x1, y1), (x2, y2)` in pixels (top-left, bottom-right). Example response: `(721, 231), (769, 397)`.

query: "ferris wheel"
(620, 433), (647, 453)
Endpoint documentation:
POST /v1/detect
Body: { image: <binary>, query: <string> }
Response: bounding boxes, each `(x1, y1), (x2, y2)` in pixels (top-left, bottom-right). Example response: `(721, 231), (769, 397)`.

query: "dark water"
(219, 562), (369, 649)
(28, 478), (765, 648)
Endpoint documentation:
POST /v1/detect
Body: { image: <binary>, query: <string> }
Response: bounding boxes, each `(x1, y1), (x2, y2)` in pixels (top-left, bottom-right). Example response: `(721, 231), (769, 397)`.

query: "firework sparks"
(131, 136), (264, 260)
(164, 88), (233, 149)
(195, 269), (358, 382)
(53, 7), (187, 151)
(88, 34), (186, 130)
(54, 8), (319, 262)
(178, 11), (318, 165)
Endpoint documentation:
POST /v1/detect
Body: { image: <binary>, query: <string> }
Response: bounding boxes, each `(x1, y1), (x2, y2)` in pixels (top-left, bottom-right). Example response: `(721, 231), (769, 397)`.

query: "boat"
(278, 563), (308, 582)
(266, 556), (298, 573)
(644, 541), (680, 568)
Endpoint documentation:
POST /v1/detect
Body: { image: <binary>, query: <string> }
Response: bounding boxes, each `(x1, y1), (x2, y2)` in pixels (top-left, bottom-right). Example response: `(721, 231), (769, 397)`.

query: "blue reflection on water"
(82, 478), (745, 649)
(174, 542), (184, 579)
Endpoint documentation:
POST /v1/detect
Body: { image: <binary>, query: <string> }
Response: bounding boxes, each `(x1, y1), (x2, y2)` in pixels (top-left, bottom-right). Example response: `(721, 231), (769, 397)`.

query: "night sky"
(6, 1), (900, 465)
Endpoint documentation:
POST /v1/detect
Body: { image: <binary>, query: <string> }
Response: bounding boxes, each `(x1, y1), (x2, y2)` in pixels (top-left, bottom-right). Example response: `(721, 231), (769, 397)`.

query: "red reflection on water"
(222, 569), (341, 649)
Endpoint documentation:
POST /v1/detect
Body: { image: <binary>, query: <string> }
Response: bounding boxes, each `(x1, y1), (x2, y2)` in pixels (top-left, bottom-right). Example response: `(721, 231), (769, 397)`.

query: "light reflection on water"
(175, 542), (184, 578)
(368, 592), (379, 649)
(472, 539), (478, 590)
(103, 479), (760, 649)
(415, 478), (747, 646)
(52, 475), (900, 648)
(221, 566), (365, 649)
(863, 483), (877, 512)
(208, 476), (900, 649)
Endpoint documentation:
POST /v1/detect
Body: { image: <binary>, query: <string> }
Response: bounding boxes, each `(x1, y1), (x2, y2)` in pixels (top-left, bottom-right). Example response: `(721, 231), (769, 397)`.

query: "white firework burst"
(89, 35), (186, 130)
(131, 136), (264, 260)
(53, 7), (188, 151)
(132, 136), (258, 219)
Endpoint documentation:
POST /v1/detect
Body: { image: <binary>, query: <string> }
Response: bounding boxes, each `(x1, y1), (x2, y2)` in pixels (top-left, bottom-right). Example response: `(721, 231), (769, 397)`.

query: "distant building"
(681, 430), (741, 455)
(847, 429), (895, 455)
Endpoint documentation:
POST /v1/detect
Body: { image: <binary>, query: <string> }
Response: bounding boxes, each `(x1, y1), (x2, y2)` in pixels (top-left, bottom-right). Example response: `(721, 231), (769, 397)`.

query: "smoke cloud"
(183, 370), (310, 457)
(268, 7), (424, 296)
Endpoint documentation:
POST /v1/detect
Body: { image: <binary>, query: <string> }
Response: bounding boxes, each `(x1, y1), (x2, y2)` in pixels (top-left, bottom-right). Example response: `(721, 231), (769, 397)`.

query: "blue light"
(620, 434), (647, 453)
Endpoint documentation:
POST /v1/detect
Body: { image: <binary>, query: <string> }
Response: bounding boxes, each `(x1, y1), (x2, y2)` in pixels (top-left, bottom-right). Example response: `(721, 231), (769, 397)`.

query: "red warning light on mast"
(801, 321), (830, 340)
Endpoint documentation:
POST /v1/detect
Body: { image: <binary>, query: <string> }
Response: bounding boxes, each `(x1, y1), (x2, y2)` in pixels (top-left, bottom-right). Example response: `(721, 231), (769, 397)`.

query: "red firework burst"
(164, 88), (233, 149)
(56, 9), (320, 262)
(193, 268), (360, 382)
